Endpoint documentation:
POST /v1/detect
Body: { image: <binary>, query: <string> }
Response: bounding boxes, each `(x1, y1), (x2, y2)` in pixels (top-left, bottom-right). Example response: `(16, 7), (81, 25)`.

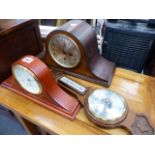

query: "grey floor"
(0, 105), (28, 135)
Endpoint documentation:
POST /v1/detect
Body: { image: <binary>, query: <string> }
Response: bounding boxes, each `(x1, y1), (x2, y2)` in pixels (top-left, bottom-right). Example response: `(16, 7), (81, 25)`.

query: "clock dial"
(48, 34), (81, 68)
(12, 64), (42, 95)
(87, 89), (127, 124)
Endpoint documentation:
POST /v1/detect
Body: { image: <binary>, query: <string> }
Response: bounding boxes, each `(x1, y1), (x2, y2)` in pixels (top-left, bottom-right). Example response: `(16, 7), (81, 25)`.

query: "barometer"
(57, 74), (154, 134)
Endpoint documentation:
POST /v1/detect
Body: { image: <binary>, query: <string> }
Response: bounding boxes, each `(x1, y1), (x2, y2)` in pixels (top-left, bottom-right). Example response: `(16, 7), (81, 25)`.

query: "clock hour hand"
(62, 41), (67, 54)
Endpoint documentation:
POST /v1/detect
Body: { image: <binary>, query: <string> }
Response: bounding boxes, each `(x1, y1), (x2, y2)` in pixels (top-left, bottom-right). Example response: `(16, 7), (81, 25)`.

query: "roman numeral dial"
(48, 34), (81, 68)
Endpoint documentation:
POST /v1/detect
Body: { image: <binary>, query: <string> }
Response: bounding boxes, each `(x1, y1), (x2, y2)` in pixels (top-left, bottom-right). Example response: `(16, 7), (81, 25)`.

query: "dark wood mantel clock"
(44, 19), (115, 87)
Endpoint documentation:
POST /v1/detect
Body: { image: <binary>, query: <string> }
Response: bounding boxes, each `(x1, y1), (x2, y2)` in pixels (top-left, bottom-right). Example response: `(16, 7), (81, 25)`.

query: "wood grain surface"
(0, 68), (155, 135)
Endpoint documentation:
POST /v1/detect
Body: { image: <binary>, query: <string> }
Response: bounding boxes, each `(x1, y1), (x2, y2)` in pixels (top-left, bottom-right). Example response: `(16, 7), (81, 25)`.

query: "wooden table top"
(0, 68), (155, 135)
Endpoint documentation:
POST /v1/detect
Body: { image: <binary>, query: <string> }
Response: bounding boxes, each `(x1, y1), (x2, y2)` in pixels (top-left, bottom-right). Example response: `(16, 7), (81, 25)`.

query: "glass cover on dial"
(88, 89), (127, 123)
(48, 34), (81, 68)
(12, 65), (42, 95)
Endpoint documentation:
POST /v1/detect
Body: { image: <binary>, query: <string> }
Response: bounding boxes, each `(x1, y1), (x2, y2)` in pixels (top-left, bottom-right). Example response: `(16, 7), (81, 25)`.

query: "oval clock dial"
(12, 64), (43, 95)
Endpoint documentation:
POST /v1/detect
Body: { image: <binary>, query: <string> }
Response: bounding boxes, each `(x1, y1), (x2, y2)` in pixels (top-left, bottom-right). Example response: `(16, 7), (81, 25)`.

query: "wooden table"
(0, 68), (155, 135)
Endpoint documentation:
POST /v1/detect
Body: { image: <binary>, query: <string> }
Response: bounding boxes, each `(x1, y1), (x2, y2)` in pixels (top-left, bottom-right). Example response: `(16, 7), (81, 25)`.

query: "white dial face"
(48, 34), (81, 68)
(88, 89), (127, 123)
(12, 65), (42, 95)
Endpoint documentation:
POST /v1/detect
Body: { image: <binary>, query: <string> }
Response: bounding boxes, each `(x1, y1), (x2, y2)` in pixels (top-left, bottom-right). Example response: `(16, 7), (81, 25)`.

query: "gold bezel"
(48, 33), (81, 68)
(12, 64), (43, 95)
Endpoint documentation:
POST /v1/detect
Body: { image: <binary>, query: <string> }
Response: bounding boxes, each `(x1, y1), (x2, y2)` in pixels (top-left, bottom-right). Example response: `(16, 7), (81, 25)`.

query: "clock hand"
(62, 42), (68, 54)
(27, 78), (35, 82)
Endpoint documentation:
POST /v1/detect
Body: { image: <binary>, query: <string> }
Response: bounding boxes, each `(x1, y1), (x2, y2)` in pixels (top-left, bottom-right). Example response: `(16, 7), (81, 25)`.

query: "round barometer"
(84, 89), (128, 127)
(57, 75), (154, 134)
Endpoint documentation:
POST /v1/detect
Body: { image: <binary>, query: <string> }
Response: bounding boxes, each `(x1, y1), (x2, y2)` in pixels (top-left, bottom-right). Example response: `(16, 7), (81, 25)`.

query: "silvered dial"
(87, 89), (127, 123)
(12, 64), (42, 95)
(48, 34), (81, 68)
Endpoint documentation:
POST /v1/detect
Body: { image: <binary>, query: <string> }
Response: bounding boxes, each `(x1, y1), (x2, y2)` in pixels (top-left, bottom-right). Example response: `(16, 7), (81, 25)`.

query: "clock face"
(87, 89), (127, 124)
(12, 64), (43, 95)
(48, 34), (81, 68)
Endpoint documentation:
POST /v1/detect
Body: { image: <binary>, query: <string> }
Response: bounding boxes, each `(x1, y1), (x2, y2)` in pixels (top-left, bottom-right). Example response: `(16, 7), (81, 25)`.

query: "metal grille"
(102, 21), (155, 72)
